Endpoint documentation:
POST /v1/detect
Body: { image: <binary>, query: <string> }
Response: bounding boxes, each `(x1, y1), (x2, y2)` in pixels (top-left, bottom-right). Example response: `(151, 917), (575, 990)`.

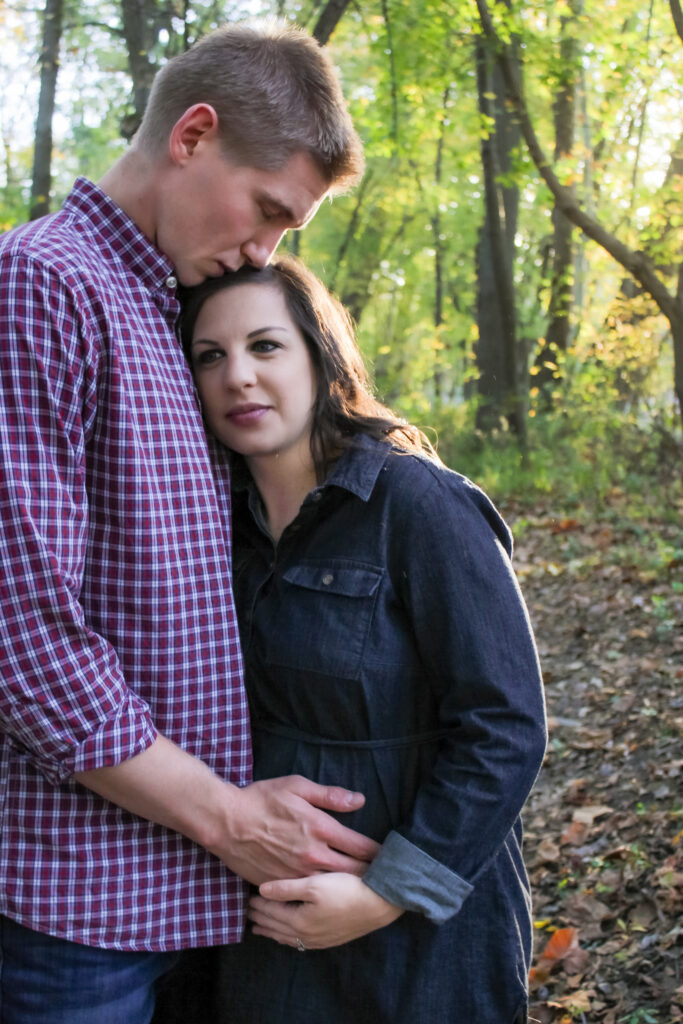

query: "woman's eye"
(251, 339), (280, 353)
(193, 348), (223, 367)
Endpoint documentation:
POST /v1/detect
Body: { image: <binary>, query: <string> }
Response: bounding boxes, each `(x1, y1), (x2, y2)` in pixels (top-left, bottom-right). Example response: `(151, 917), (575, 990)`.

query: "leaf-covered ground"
(504, 488), (683, 1024)
(153, 476), (681, 1024)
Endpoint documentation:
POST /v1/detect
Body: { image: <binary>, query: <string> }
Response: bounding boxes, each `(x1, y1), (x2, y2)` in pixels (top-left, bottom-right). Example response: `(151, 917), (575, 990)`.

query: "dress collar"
(230, 433), (392, 505)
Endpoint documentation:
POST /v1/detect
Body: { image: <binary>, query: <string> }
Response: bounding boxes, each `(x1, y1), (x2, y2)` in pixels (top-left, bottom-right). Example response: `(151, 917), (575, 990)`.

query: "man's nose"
(241, 227), (287, 268)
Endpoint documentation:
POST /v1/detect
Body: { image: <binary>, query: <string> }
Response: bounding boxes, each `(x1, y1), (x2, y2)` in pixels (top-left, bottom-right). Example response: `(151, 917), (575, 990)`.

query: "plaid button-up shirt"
(0, 178), (251, 950)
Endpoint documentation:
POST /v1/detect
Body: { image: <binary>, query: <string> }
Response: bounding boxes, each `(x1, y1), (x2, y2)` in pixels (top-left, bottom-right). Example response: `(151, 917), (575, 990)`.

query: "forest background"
(1, 1), (682, 1021)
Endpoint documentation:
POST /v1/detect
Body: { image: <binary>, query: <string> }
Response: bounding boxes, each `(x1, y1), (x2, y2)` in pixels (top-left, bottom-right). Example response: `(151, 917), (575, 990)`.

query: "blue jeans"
(0, 916), (178, 1024)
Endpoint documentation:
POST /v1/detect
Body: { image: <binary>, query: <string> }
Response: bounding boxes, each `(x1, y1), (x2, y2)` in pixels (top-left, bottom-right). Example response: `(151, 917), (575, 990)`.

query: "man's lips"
(209, 259), (239, 277)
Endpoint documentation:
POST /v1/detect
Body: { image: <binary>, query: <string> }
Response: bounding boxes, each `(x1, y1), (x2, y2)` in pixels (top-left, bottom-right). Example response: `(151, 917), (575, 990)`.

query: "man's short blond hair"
(135, 20), (364, 193)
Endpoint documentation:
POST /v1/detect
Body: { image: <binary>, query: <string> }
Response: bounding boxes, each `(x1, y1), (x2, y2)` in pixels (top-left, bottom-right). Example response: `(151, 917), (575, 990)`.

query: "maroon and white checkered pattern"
(0, 179), (251, 950)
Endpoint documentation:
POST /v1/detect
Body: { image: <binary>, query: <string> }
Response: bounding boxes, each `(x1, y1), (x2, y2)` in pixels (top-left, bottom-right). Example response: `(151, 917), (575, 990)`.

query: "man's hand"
(248, 873), (404, 949)
(75, 736), (378, 884)
(211, 775), (379, 884)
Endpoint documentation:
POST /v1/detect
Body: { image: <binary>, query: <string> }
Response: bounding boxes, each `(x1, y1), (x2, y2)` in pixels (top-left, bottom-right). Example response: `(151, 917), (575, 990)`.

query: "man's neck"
(98, 149), (159, 244)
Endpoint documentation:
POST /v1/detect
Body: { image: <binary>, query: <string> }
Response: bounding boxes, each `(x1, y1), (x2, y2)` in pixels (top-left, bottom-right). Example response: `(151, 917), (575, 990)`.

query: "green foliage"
(420, 365), (682, 518)
(1, 0), (681, 456)
(619, 1010), (660, 1024)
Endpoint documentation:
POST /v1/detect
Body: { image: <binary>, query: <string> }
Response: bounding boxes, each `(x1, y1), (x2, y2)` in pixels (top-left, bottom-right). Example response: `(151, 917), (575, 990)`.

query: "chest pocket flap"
(260, 562), (384, 679)
(282, 564), (382, 598)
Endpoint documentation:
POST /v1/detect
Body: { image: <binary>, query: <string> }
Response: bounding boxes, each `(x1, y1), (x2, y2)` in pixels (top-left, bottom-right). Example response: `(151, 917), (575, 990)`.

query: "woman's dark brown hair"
(179, 255), (438, 481)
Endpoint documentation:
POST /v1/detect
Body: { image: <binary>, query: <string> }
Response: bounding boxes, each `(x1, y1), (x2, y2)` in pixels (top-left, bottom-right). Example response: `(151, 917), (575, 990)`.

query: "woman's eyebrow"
(246, 326), (289, 338)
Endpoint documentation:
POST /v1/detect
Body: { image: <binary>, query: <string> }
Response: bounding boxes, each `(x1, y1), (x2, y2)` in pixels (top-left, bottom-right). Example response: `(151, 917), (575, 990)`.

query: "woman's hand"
(248, 872), (404, 950)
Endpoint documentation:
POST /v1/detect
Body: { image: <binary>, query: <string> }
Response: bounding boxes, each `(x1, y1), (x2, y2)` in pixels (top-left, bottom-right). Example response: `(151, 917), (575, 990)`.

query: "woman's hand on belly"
(248, 872), (404, 949)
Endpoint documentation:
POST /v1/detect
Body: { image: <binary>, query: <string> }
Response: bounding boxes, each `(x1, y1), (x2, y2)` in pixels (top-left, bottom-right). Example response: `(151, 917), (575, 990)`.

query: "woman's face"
(189, 282), (318, 467)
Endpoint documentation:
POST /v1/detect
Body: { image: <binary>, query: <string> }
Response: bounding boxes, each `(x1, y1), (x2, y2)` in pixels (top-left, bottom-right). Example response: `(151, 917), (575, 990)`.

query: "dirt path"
(507, 500), (683, 1024)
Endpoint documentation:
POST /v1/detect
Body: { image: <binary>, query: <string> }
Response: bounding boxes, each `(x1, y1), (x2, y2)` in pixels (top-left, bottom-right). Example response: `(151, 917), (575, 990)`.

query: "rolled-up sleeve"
(0, 256), (156, 785)
(363, 464), (547, 921)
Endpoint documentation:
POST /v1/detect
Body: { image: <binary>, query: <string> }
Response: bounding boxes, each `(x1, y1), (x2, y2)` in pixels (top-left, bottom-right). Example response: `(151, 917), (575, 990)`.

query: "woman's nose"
(222, 352), (256, 389)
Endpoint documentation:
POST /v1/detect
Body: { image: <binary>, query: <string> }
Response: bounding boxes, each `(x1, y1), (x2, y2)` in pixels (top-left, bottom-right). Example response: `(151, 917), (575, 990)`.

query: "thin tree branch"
(329, 168), (372, 292)
(63, 19), (124, 37)
(313, 0), (352, 45)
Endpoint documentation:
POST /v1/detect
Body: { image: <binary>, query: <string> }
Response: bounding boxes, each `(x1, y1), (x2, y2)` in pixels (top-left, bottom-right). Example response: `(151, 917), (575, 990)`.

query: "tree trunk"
(674, 289), (683, 418)
(474, 34), (525, 439)
(119, 0), (164, 138)
(30, 0), (64, 220)
(476, 0), (683, 427)
(670, 256), (683, 417)
(535, 0), (581, 397)
(670, 0), (683, 46)
(432, 87), (450, 403)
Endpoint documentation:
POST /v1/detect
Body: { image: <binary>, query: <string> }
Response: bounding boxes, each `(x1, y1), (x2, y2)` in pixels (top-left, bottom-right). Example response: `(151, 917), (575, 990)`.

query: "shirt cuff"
(43, 695), (158, 784)
(362, 830), (473, 924)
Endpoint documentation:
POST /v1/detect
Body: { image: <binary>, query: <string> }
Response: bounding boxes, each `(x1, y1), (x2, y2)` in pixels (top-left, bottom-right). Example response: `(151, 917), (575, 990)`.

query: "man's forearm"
(74, 733), (237, 851)
(74, 735), (379, 884)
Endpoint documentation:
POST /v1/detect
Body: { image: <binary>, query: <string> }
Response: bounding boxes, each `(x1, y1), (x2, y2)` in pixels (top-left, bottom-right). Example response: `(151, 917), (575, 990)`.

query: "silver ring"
(295, 937), (307, 952)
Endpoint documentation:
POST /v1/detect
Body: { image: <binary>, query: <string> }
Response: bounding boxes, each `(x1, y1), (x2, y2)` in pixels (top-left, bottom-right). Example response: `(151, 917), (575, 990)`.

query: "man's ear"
(168, 104), (220, 165)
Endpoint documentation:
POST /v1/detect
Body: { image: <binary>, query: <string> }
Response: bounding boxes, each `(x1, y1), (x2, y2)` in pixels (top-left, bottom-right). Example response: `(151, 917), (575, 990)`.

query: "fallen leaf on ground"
(549, 989), (593, 1012)
(564, 892), (613, 940)
(572, 804), (613, 825)
(561, 820), (588, 846)
(529, 927), (588, 989)
(535, 838), (561, 864)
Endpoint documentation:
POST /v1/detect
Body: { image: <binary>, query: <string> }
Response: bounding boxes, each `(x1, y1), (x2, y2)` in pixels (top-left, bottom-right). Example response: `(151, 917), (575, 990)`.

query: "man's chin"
(177, 262), (233, 287)
(175, 268), (203, 287)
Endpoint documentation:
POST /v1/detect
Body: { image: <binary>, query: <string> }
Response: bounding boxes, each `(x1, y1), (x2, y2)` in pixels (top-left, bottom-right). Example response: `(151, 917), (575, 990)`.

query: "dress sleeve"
(0, 255), (157, 785)
(362, 460), (547, 922)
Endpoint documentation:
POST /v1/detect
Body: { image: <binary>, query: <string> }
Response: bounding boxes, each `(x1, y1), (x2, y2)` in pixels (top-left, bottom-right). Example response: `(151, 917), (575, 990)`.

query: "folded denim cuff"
(362, 830), (473, 924)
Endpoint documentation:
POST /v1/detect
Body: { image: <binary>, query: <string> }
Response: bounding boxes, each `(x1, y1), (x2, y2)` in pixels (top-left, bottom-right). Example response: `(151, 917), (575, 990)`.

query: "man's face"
(156, 142), (329, 286)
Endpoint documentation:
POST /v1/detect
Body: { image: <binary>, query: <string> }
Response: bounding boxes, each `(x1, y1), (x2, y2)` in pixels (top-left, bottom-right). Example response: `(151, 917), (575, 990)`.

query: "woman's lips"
(225, 404), (270, 426)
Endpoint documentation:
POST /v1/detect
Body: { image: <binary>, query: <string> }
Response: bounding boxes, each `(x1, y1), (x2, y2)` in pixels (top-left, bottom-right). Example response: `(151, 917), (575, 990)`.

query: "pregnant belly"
(252, 721), (447, 843)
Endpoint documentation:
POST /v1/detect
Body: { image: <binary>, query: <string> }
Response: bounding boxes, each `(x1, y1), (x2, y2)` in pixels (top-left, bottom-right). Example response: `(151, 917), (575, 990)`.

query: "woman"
(178, 256), (546, 1023)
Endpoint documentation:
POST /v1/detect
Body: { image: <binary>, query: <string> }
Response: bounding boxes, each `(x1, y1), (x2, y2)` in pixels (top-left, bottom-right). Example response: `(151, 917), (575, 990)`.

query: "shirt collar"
(64, 177), (177, 293)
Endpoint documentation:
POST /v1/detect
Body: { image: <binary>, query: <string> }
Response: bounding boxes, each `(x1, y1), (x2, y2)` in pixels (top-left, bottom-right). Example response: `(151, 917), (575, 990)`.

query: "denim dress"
(214, 435), (547, 1024)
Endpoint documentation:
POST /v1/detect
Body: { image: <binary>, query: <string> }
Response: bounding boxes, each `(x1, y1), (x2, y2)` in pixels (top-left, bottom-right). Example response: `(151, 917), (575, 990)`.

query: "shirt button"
(311, 492), (322, 503)
(321, 573), (334, 585)
(165, 275), (178, 289)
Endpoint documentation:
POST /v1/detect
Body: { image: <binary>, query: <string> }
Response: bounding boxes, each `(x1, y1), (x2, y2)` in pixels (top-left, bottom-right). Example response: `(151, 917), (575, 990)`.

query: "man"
(0, 21), (374, 1023)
